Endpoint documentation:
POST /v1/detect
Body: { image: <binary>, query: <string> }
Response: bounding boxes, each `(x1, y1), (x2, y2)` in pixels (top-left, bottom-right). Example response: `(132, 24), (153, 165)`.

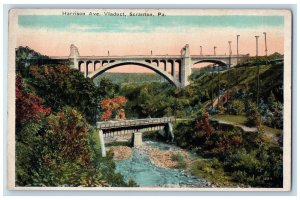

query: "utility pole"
(211, 69), (214, 109)
(236, 34), (240, 65)
(255, 36), (260, 106)
(108, 50), (110, 56)
(217, 64), (220, 109)
(214, 46), (217, 56)
(200, 46), (202, 56)
(151, 50), (153, 55)
(227, 41), (232, 106)
(263, 32), (268, 64)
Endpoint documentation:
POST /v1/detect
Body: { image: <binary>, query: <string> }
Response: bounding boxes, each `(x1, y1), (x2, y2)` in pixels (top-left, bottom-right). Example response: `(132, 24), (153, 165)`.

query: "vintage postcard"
(7, 8), (292, 191)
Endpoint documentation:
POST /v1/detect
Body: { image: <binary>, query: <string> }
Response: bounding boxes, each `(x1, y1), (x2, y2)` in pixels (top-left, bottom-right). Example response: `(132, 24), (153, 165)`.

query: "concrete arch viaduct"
(51, 44), (249, 88)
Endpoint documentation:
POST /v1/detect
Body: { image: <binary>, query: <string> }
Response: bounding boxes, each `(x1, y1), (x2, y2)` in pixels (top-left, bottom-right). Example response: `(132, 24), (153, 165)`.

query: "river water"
(115, 141), (211, 188)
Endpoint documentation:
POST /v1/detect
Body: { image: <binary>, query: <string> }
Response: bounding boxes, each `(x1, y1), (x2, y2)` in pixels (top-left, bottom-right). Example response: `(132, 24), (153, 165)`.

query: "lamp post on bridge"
(214, 46), (217, 56)
(200, 46), (202, 56)
(108, 50), (110, 56)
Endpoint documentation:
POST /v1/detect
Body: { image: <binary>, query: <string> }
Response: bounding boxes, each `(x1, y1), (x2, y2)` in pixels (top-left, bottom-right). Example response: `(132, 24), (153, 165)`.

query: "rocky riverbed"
(107, 141), (193, 168)
(139, 143), (193, 169)
(110, 140), (212, 187)
(107, 146), (132, 160)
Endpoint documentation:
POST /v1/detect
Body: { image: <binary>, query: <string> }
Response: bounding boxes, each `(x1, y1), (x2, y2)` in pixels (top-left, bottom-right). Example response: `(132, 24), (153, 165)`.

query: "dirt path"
(213, 119), (279, 143)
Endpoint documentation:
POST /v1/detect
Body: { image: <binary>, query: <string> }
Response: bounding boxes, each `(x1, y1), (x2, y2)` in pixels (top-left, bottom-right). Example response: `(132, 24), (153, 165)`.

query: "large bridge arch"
(193, 59), (228, 67)
(87, 60), (181, 87)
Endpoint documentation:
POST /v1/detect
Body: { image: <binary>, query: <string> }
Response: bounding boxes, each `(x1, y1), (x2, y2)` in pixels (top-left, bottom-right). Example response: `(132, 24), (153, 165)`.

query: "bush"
(15, 78), (132, 187)
(171, 153), (187, 169)
(245, 101), (261, 127)
(224, 146), (283, 187)
(16, 106), (133, 187)
(228, 99), (245, 115)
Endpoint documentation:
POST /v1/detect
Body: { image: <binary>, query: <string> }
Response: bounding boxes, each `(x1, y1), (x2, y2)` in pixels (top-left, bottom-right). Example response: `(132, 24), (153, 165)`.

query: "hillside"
(189, 62), (283, 104)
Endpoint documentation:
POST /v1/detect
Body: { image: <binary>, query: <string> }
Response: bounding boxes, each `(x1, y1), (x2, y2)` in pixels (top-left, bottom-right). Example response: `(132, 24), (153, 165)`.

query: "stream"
(115, 141), (212, 188)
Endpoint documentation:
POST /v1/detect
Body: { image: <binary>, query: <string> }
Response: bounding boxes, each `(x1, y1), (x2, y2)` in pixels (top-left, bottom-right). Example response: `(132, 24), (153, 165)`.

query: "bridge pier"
(98, 129), (106, 157)
(133, 132), (143, 147)
(180, 44), (192, 87)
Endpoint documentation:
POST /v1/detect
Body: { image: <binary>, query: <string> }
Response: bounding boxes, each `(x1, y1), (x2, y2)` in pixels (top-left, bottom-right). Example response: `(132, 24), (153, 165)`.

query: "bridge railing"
(96, 117), (175, 129)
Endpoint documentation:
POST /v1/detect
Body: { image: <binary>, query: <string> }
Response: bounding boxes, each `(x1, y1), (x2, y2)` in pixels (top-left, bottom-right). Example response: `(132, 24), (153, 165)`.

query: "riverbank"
(107, 146), (132, 160)
(113, 141), (212, 187)
(107, 140), (193, 169)
(140, 144), (192, 169)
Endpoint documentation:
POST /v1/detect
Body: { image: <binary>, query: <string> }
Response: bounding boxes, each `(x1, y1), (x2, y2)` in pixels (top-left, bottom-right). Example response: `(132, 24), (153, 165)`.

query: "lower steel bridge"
(96, 117), (175, 157)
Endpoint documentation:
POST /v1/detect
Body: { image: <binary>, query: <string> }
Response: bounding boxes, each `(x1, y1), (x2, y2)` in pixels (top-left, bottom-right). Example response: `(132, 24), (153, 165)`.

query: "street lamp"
(228, 41), (232, 57)
(214, 46), (217, 56)
(236, 35), (240, 64)
(200, 46), (203, 56)
(217, 64), (220, 109)
(227, 41), (232, 105)
(263, 32), (268, 65)
(255, 36), (260, 105)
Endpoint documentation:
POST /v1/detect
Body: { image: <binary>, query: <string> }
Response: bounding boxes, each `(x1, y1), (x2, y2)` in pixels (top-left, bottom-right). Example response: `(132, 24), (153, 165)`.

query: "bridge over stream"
(97, 117), (175, 157)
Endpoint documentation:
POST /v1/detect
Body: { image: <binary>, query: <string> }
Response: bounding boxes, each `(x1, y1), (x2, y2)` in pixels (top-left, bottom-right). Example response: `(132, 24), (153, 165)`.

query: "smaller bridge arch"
(87, 60), (181, 87)
(193, 59), (228, 67)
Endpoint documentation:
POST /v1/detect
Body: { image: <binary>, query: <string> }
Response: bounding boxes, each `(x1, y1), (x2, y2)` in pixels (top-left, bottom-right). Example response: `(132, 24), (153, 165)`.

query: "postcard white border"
(7, 8), (292, 192)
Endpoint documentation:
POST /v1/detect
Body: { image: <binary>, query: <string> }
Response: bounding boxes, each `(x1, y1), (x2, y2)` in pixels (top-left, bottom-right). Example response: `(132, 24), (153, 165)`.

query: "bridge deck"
(50, 54), (248, 60)
(96, 117), (175, 130)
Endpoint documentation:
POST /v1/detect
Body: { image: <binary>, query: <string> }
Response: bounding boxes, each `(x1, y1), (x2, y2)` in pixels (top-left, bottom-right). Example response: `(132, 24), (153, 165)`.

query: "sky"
(17, 14), (285, 73)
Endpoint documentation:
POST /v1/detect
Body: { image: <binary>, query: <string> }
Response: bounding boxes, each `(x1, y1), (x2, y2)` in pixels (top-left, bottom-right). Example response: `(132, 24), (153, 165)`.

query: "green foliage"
(174, 111), (282, 187)
(95, 77), (120, 99)
(245, 101), (261, 127)
(27, 65), (100, 123)
(190, 158), (234, 187)
(224, 146), (283, 187)
(171, 153), (187, 169)
(228, 99), (245, 115)
(212, 114), (247, 125)
(16, 106), (132, 187)
(16, 46), (49, 77)
(266, 92), (283, 129)
(173, 121), (195, 148)
(119, 82), (189, 118)
(16, 120), (46, 185)
(15, 66), (134, 187)
(235, 52), (283, 68)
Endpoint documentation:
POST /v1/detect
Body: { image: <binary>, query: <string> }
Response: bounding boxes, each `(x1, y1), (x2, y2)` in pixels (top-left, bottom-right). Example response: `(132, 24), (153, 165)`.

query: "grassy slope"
(191, 64), (283, 103)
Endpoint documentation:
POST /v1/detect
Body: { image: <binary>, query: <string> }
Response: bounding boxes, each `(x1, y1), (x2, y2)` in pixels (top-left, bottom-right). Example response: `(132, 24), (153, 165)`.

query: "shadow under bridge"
(96, 117), (175, 157)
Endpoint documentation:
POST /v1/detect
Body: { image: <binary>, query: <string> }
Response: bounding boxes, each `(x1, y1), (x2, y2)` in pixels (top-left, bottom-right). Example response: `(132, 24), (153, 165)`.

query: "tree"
(245, 101), (261, 127)
(15, 74), (51, 185)
(96, 77), (120, 99)
(27, 65), (99, 123)
(99, 96), (127, 120)
(16, 74), (51, 127)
